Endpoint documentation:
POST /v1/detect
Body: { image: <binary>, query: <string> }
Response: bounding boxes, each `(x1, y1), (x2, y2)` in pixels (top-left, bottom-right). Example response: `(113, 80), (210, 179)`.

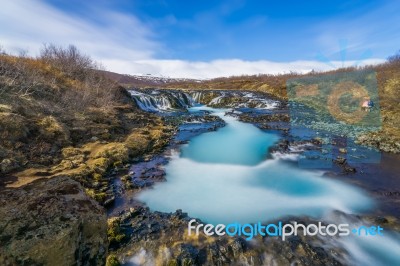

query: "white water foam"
(138, 107), (373, 224)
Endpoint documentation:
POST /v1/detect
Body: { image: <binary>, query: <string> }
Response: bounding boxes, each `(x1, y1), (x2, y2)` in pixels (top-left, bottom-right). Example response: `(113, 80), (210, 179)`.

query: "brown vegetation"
(0, 45), (173, 196)
(162, 53), (400, 152)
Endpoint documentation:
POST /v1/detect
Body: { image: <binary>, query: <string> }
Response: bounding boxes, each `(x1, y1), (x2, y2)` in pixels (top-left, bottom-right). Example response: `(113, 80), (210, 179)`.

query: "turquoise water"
(137, 107), (373, 224)
(181, 107), (279, 165)
(135, 106), (400, 266)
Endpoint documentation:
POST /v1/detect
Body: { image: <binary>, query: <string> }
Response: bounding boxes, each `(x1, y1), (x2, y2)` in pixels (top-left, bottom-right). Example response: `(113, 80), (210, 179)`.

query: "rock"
(208, 241), (231, 265)
(334, 156), (346, 165)
(0, 176), (107, 266)
(229, 237), (247, 257)
(106, 254), (121, 266)
(374, 216), (389, 225)
(344, 165), (357, 173)
(238, 113), (290, 124)
(0, 112), (30, 142)
(176, 244), (200, 265)
(0, 158), (19, 173)
(278, 140), (290, 151)
(173, 209), (188, 219)
(104, 196), (116, 207)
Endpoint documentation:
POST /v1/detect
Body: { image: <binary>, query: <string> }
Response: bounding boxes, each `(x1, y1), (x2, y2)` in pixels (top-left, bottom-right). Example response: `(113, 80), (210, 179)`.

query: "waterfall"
(209, 94), (225, 105)
(130, 90), (197, 112)
(191, 92), (203, 103)
(129, 91), (159, 112)
(240, 92), (279, 109)
(130, 89), (280, 112)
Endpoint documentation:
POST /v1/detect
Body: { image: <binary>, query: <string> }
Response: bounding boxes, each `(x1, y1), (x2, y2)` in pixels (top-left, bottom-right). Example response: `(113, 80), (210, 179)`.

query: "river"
(126, 91), (400, 265)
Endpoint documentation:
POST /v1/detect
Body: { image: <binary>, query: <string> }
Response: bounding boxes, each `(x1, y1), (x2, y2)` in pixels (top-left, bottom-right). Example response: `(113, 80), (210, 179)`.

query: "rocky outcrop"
(110, 207), (344, 266)
(0, 176), (107, 266)
(356, 132), (400, 153)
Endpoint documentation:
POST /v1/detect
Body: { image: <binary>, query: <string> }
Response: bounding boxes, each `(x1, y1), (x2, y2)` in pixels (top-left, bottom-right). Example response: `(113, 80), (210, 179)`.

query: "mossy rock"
(0, 158), (19, 173)
(93, 173), (103, 181)
(107, 217), (126, 246)
(125, 132), (150, 156)
(88, 157), (111, 173)
(93, 143), (129, 163)
(106, 255), (121, 266)
(94, 192), (108, 203)
(61, 147), (82, 158)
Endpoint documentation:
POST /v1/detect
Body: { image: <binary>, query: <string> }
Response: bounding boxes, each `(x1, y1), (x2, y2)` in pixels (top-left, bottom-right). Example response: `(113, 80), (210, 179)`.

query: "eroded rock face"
(0, 176), (107, 266)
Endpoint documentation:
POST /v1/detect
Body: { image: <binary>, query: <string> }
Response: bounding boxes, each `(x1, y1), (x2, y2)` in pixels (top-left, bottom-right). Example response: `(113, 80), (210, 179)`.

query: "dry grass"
(0, 45), (173, 198)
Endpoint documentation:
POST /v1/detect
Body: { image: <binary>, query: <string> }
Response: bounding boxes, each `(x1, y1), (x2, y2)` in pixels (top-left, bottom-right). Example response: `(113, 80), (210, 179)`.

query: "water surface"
(138, 107), (373, 224)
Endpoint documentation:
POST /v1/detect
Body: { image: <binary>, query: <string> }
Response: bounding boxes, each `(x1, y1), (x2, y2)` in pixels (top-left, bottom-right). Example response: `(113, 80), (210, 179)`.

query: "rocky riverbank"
(2, 44), (399, 265)
(0, 50), (180, 265)
(104, 89), (400, 265)
(1, 86), (400, 265)
(108, 207), (347, 265)
(107, 208), (400, 265)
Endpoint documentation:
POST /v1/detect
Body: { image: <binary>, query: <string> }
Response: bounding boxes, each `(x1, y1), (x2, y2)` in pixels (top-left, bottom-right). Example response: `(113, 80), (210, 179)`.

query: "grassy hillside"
(355, 59), (400, 152)
(1, 45), (399, 186)
(0, 45), (173, 201)
(166, 73), (294, 100)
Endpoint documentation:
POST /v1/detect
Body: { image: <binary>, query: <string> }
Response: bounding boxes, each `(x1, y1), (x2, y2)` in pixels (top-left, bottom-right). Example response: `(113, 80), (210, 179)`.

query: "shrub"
(387, 50), (400, 64)
(40, 44), (94, 81)
(0, 44), (120, 110)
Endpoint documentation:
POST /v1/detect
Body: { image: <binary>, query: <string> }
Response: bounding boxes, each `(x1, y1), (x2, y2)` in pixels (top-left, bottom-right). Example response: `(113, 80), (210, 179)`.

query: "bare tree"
(387, 50), (400, 64)
(40, 44), (95, 80)
(0, 45), (6, 55)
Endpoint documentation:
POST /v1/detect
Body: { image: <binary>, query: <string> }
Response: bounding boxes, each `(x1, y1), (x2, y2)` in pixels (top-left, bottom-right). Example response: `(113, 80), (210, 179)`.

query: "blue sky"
(1, 0), (399, 78)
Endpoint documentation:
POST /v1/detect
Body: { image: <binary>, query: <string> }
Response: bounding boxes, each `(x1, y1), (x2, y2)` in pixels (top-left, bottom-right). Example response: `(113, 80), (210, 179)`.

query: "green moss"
(167, 260), (178, 266)
(94, 192), (107, 202)
(106, 255), (121, 266)
(113, 161), (123, 168)
(37, 115), (70, 141)
(61, 147), (81, 158)
(107, 218), (126, 246)
(88, 157), (110, 173)
(120, 175), (130, 182)
(93, 173), (103, 181)
(85, 188), (96, 199)
(182, 259), (195, 266)
(93, 143), (129, 163)
(124, 132), (150, 157)
(85, 189), (108, 203)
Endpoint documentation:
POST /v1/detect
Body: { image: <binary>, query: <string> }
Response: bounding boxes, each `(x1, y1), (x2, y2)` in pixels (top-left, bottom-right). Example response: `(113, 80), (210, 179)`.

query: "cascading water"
(243, 92), (280, 109)
(129, 90), (196, 112)
(138, 107), (374, 224)
(130, 89), (280, 112)
(209, 94), (225, 105)
(191, 91), (203, 103)
(136, 105), (400, 265)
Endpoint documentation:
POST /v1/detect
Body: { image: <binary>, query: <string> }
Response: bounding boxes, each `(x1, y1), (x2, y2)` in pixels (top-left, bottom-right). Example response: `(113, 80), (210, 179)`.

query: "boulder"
(0, 158), (19, 174)
(0, 176), (107, 265)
